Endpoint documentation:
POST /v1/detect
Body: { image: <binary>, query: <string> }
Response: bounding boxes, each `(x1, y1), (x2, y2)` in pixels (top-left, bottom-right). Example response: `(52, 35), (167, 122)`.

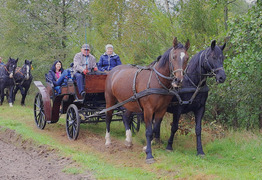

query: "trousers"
(74, 72), (85, 94)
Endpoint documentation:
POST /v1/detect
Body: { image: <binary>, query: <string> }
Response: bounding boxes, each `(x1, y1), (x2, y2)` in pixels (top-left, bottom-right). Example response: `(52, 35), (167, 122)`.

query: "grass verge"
(0, 100), (262, 179)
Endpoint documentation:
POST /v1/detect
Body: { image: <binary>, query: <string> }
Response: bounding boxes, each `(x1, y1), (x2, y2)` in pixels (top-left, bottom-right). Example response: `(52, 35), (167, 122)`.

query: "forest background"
(0, 0), (261, 130)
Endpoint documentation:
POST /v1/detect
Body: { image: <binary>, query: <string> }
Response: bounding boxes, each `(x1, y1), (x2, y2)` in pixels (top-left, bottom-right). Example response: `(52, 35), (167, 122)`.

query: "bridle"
(200, 49), (224, 77)
(152, 48), (184, 81)
(184, 48), (224, 88)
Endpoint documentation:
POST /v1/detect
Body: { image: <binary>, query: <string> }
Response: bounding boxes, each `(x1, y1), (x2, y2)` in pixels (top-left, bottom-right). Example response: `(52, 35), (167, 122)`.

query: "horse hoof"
(197, 153), (205, 158)
(9, 103), (13, 107)
(146, 158), (155, 164)
(166, 149), (173, 152)
(105, 142), (111, 147)
(125, 141), (132, 148)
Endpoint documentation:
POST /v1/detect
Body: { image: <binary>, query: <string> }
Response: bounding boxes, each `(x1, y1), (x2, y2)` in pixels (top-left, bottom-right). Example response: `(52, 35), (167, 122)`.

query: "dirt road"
(0, 128), (95, 180)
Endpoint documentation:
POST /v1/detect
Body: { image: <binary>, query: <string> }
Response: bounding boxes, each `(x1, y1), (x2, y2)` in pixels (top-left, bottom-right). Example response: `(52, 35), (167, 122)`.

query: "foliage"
(0, 0), (260, 129)
(205, 2), (262, 129)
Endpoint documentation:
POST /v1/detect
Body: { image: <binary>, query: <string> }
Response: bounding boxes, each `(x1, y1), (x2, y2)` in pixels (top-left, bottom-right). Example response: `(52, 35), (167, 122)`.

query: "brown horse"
(104, 37), (190, 163)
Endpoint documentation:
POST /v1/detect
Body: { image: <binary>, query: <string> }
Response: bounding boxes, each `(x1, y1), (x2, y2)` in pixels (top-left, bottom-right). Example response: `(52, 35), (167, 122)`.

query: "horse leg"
(13, 85), (19, 102)
(105, 110), (113, 146)
(144, 111), (155, 164)
(21, 86), (27, 106)
(194, 106), (205, 156)
(122, 109), (133, 147)
(166, 110), (181, 151)
(0, 88), (3, 105)
(153, 118), (162, 144)
(8, 86), (14, 107)
(142, 117), (162, 152)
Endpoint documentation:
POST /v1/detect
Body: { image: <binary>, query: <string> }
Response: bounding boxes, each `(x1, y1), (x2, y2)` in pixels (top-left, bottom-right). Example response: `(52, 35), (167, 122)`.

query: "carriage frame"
(33, 72), (142, 140)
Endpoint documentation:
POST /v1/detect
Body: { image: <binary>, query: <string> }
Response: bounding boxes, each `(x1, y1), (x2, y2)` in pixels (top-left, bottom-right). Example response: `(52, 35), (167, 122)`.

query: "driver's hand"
(83, 69), (88, 75)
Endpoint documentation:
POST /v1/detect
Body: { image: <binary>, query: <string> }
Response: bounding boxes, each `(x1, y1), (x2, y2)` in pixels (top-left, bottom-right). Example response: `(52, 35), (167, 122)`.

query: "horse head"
(170, 37), (190, 87)
(7, 57), (18, 78)
(23, 60), (32, 80)
(202, 40), (226, 83)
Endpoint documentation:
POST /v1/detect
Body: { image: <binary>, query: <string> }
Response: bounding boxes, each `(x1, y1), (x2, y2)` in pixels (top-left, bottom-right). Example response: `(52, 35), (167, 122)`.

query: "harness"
(182, 49), (224, 104)
(131, 48), (183, 111)
(14, 67), (27, 85)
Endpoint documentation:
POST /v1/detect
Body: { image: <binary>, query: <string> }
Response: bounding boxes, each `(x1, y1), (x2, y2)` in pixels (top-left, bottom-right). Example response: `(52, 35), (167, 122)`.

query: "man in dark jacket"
(97, 44), (121, 72)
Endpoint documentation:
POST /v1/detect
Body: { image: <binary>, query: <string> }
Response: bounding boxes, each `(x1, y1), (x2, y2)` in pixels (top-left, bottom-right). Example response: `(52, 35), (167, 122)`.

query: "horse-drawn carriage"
(33, 38), (226, 163)
(33, 72), (142, 140)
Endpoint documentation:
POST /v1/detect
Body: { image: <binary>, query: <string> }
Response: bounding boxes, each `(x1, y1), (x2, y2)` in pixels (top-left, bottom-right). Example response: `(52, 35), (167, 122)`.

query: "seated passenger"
(46, 60), (70, 95)
(73, 44), (97, 98)
(97, 44), (121, 72)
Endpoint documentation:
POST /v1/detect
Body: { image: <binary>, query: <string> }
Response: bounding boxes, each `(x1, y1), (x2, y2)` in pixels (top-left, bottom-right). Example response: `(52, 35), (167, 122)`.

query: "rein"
(152, 48), (184, 90)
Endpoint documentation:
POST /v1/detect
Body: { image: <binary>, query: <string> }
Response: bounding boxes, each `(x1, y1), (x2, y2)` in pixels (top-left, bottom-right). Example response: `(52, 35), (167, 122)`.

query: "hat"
(82, 44), (90, 50)
(105, 44), (113, 50)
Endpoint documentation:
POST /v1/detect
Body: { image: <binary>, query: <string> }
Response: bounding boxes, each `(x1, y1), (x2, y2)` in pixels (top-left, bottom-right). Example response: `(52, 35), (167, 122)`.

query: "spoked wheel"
(34, 93), (46, 129)
(130, 113), (142, 134)
(66, 104), (80, 140)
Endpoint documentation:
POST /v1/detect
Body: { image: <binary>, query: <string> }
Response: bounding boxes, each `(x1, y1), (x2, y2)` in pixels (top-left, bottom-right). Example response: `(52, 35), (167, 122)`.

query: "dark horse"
(13, 60), (33, 106)
(104, 37), (190, 163)
(0, 58), (19, 107)
(153, 40), (226, 156)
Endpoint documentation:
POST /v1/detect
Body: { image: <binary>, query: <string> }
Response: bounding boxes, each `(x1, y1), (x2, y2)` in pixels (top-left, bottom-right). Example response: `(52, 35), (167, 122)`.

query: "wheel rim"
(130, 114), (141, 134)
(66, 104), (80, 140)
(34, 93), (46, 129)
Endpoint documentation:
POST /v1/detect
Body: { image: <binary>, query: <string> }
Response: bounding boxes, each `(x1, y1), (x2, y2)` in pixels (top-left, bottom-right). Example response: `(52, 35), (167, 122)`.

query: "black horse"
(0, 58), (19, 106)
(13, 60), (33, 106)
(153, 40), (226, 156)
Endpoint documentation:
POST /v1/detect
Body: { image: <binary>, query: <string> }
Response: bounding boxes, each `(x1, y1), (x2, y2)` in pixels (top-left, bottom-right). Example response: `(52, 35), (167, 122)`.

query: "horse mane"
(158, 43), (185, 68)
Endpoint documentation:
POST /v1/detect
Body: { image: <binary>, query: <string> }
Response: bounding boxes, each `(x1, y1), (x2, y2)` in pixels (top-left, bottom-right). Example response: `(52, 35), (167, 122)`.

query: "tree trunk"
(224, 5), (228, 31)
(164, 0), (173, 25)
(62, 0), (67, 59)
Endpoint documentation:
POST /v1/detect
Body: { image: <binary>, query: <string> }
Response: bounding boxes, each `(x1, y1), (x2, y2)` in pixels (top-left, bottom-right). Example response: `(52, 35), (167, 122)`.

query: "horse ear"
(25, 60), (27, 63)
(211, 40), (216, 50)
(16, 58), (19, 63)
(30, 60), (32, 64)
(220, 43), (226, 51)
(185, 39), (190, 51)
(173, 37), (178, 48)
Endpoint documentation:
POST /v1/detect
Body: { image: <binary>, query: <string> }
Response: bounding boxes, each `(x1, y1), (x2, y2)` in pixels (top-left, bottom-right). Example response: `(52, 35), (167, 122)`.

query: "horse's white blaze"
(9, 103), (13, 107)
(125, 129), (132, 143)
(26, 65), (30, 80)
(180, 52), (185, 60)
(105, 131), (111, 146)
(9, 73), (13, 78)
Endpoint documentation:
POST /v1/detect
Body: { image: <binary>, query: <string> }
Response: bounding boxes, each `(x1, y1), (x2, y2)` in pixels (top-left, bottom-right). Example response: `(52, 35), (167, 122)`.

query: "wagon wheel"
(33, 93), (46, 129)
(66, 104), (80, 140)
(130, 113), (142, 134)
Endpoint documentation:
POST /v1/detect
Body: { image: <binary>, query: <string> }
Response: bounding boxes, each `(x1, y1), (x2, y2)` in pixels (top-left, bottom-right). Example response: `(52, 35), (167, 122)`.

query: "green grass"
(1, 98), (262, 179)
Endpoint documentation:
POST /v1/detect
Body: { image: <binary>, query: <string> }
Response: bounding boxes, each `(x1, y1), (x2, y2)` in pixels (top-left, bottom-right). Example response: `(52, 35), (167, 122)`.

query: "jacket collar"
(103, 52), (116, 56)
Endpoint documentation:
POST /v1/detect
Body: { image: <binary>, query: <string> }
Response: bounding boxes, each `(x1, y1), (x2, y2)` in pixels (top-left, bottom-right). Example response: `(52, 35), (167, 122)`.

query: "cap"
(82, 44), (90, 50)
